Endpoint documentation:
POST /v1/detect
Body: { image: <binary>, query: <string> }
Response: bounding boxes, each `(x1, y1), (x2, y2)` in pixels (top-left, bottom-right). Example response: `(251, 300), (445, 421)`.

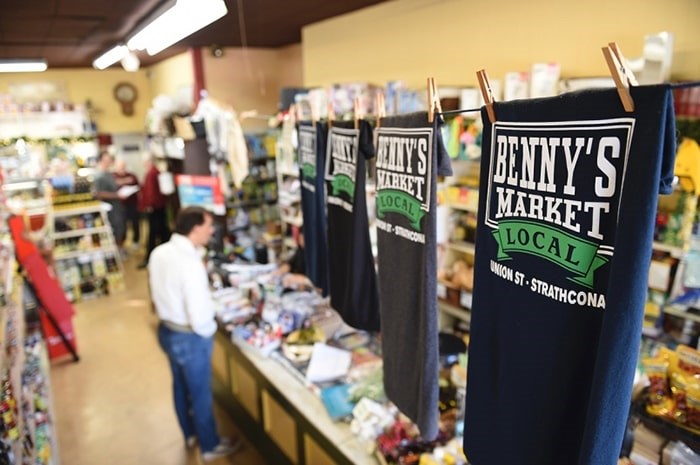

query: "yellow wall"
(277, 44), (304, 88)
(302, 0), (700, 88)
(203, 46), (304, 131)
(0, 69), (151, 133)
(147, 51), (195, 101)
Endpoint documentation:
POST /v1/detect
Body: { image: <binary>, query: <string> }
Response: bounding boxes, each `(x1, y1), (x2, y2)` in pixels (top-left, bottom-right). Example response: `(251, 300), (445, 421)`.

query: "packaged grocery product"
(642, 357), (673, 416)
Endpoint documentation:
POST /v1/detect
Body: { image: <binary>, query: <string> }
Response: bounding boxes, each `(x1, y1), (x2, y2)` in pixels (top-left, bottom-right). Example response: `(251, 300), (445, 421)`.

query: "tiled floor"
(49, 252), (267, 465)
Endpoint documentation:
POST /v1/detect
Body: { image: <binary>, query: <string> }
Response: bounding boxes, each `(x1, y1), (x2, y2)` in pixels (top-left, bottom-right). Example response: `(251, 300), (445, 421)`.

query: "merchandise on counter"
(350, 397), (396, 442)
(320, 383), (355, 421)
(231, 317), (283, 357)
(375, 112), (452, 440)
(465, 85), (677, 465)
(305, 342), (352, 383)
(297, 122), (329, 295)
(324, 120), (380, 331)
(662, 441), (700, 465)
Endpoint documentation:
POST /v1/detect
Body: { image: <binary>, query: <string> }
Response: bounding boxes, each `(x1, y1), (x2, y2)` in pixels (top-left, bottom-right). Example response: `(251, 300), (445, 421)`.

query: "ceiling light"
(0, 59), (47, 73)
(93, 45), (129, 70)
(127, 0), (227, 56)
(120, 52), (141, 72)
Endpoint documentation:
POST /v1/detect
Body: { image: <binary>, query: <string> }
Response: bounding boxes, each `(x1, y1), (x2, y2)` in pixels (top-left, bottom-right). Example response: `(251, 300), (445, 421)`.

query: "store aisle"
(49, 255), (267, 465)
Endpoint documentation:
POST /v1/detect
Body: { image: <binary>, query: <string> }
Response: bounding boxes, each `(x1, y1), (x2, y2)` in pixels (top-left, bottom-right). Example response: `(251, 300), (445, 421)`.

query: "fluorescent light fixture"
(120, 51), (141, 72)
(93, 45), (129, 70)
(127, 0), (227, 56)
(0, 59), (47, 73)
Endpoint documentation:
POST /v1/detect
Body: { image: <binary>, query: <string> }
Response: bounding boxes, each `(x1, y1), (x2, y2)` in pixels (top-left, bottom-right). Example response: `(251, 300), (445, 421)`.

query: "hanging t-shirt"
(298, 121), (329, 295)
(463, 85), (677, 465)
(324, 120), (380, 332)
(375, 112), (453, 440)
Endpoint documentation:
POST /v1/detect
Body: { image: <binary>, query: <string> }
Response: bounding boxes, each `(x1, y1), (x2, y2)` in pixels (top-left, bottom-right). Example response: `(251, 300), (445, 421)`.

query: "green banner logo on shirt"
(492, 219), (608, 288)
(302, 162), (316, 181)
(331, 174), (355, 200)
(377, 189), (426, 231)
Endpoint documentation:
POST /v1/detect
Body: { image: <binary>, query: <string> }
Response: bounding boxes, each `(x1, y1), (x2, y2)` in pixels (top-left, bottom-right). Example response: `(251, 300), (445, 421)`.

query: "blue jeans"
(157, 324), (220, 452)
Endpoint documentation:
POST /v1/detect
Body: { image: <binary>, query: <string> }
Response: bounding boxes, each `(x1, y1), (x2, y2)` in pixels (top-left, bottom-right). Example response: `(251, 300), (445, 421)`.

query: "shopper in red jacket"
(138, 155), (171, 269)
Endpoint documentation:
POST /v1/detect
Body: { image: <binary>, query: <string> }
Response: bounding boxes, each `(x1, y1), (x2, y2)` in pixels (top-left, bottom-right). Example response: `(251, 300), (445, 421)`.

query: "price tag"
(460, 291), (473, 309)
(437, 283), (447, 299)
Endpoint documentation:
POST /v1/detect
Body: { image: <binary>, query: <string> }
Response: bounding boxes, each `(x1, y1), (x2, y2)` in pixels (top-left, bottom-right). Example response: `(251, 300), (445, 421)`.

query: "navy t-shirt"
(298, 122), (329, 295)
(375, 112), (452, 439)
(324, 120), (380, 331)
(463, 85), (677, 465)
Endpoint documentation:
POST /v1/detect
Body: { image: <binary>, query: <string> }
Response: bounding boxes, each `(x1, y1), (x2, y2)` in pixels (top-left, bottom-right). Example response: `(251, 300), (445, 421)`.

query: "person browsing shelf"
(274, 226), (312, 289)
(148, 206), (240, 461)
(93, 151), (127, 249)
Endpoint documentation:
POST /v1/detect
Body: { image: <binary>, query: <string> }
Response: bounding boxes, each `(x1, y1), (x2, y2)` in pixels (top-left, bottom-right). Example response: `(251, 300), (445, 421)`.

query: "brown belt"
(161, 320), (194, 333)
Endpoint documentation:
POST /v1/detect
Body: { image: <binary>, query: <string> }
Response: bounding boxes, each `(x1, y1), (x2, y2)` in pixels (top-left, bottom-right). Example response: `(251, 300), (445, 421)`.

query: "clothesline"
(671, 81), (700, 89)
(438, 107), (482, 117)
(432, 81), (700, 118)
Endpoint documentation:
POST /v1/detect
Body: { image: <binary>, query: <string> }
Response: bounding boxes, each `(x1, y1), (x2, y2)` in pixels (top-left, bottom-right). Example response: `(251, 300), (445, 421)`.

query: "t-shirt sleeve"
(658, 89), (677, 195)
(359, 120), (375, 160)
(435, 119), (453, 176)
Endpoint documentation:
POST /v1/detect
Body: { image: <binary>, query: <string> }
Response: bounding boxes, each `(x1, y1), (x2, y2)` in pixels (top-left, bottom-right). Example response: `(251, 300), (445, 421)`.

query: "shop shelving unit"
(0, 241), (59, 465)
(437, 157), (481, 330)
(49, 201), (125, 302)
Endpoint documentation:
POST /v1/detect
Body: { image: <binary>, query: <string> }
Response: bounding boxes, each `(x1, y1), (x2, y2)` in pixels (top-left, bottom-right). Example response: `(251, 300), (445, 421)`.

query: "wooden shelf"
(663, 306), (700, 324)
(278, 192), (301, 205)
(652, 241), (684, 258)
(280, 215), (303, 227)
(250, 155), (276, 164)
(53, 226), (110, 240)
(446, 202), (478, 213)
(53, 247), (117, 261)
(228, 198), (278, 209)
(53, 202), (104, 217)
(445, 241), (475, 255)
(438, 301), (471, 324)
(279, 168), (299, 177)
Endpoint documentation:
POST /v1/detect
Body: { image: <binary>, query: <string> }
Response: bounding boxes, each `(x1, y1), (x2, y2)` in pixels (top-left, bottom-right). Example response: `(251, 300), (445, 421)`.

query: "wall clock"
(114, 82), (137, 116)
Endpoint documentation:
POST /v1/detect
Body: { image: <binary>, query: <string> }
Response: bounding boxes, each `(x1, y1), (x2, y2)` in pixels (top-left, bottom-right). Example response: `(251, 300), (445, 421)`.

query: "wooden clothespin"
(476, 69), (496, 123)
(602, 42), (637, 112)
(327, 102), (335, 128)
(375, 91), (386, 129)
(353, 96), (361, 130)
(427, 77), (442, 123)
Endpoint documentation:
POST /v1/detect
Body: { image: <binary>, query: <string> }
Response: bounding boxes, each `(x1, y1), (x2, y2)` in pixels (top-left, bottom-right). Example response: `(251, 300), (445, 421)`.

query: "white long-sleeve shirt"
(148, 234), (217, 337)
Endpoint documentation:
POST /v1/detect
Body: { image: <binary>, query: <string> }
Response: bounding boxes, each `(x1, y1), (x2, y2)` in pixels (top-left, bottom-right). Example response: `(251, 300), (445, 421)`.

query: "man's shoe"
(137, 261), (148, 269)
(202, 437), (241, 462)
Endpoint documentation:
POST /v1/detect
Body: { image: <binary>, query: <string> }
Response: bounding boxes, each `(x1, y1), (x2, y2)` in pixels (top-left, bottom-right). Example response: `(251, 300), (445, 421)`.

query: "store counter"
(212, 329), (378, 465)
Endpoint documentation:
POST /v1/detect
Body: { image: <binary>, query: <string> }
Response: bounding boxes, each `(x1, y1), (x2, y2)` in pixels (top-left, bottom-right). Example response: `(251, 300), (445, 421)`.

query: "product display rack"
(49, 201), (125, 302)
(276, 160), (301, 254)
(437, 158), (481, 330)
(0, 242), (59, 465)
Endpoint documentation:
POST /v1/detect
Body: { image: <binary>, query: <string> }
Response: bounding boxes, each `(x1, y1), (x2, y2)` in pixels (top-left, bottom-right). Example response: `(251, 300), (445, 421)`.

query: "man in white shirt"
(149, 206), (239, 461)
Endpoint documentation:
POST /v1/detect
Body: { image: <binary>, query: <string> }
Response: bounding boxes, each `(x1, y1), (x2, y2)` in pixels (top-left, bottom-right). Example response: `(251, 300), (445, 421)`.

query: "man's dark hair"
(175, 206), (211, 235)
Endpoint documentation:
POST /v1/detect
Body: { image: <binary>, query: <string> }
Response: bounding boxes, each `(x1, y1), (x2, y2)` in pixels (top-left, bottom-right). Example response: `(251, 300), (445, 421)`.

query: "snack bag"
(642, 357), (673, 416)
(670, 345), (700, 424)
(676, 345), (700, 376)
(657, 346), (678, 368)
(686, 385), (700, 431)
(670, 370), (691, 423)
